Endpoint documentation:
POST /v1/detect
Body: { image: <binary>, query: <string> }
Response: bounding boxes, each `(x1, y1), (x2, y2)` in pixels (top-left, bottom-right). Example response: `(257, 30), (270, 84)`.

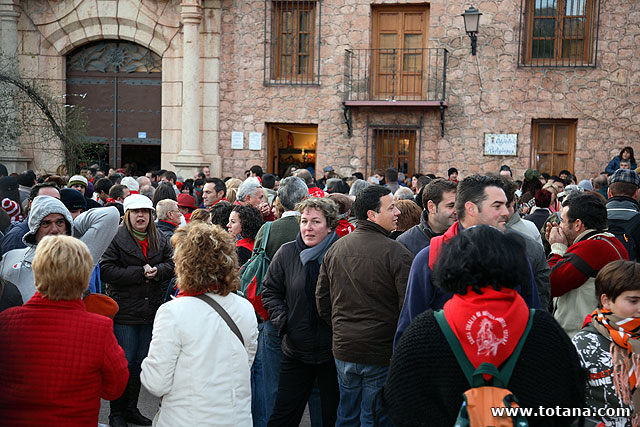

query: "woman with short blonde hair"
(33, 235), (93, 300)
(141, 222), (258, 426)
(225, 178), (243, 204)
(0, 235), (128, 425)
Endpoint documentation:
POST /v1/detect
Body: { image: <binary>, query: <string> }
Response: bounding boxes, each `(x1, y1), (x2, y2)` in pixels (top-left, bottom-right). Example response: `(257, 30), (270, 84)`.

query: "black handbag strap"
(193, 294), (245, 345)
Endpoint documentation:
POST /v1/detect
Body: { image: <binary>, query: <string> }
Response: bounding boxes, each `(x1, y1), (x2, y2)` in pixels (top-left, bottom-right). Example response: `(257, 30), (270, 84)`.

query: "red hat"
(177, 193), (196, 210)
(2, 198), (23, 223)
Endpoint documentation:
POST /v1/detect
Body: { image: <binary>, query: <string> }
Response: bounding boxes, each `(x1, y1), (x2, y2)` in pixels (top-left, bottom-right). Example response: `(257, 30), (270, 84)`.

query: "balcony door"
(372, 5), (429, 100)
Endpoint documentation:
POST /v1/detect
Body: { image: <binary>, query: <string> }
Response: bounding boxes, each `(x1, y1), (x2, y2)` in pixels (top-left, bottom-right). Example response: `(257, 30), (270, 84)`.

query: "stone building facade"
(1, 0), (637, 180)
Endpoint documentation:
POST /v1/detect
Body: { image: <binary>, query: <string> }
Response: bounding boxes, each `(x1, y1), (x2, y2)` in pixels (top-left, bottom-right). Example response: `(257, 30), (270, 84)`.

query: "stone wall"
(220, 0), (639, 180)
(8, 0), (639, 180)
(15, 0), (185, 173)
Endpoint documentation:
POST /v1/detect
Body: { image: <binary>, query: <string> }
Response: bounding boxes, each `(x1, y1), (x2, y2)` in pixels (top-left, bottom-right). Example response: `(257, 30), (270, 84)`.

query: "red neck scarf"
(177, 287), (218, 297)
(336, 219), (355, 237)
(428, 221), (460, 270)
(133, 234), (149, 260)
(309, 187), (325, 198)
(443, 287), (529, 379)
(236, 238), (255, 252)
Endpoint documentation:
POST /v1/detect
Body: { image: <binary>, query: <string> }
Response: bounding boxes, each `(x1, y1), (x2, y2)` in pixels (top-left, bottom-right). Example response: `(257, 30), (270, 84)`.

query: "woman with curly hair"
(210, 201), (233, 227)
(382, 226), (585, 427)
(262, 197), (341, 427)
(141, 222), (258, 426)
(227, 204), (264, 265)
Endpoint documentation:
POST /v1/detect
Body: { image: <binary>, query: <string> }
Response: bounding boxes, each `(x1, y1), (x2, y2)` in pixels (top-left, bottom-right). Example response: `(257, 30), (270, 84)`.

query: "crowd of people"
(0, 148), (639, 426)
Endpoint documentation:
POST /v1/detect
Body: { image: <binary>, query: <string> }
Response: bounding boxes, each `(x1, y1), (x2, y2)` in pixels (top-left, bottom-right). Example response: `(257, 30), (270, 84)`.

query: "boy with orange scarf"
(573, 260), (640, 427)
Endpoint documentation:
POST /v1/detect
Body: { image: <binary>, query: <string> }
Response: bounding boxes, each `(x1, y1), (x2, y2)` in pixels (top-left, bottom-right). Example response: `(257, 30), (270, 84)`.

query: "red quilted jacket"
(0, 292), (129, 426)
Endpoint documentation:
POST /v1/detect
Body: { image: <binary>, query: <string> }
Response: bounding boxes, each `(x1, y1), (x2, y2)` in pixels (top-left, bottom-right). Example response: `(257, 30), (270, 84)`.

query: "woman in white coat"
(141, 221), (258, 426)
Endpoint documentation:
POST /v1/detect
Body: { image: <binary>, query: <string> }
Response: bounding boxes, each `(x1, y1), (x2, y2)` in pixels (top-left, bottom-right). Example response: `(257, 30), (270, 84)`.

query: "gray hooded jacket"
(0, 196), (119, 303)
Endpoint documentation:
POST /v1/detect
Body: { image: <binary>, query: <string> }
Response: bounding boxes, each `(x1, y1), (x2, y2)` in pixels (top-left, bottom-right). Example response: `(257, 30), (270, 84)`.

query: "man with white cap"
(0, 195), (119, 302)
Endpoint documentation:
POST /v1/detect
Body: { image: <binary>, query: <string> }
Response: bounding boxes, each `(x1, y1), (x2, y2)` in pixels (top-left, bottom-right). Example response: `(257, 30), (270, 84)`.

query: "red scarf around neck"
(336, 219), (355, 237)
(443, 287), (529, 379)
(177, 287), (218, 297)
(236, 238), (255, 252)
(429, 221), (460, 270)
(133, 234), (149, 260)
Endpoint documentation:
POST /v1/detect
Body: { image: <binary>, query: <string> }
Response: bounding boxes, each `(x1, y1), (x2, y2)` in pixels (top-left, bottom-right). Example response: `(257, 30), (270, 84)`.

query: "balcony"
(343, 47), (448, 136)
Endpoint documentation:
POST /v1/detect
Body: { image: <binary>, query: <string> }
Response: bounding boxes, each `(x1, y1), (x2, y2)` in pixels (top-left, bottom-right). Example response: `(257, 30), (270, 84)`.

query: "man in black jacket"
(155, 199), (181, 240)
(397, 178), (457, 255)
(316, 185), (413, 426)
(606, 168), (640, 260)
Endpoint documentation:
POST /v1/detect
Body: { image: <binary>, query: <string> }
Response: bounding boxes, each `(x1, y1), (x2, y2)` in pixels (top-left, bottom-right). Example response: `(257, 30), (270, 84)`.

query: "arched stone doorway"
(66, 41), (162, 173)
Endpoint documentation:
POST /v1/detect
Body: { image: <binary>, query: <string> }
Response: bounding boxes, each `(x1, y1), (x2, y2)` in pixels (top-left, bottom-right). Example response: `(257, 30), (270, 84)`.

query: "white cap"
(123, 194), (154, 212)
(121, 176), (140, 192)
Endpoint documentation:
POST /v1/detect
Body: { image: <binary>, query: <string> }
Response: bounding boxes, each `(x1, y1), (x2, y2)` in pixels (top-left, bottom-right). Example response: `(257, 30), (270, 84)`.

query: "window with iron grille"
(366, 121), (422, 178)
(518, 0), (600, 67)
(265, 0), (321, 85)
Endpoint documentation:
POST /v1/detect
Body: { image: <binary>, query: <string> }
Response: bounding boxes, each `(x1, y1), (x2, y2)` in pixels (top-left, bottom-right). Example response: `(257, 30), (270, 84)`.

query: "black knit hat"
(60, 188), (87, 211)
(0, 176), (19, 202)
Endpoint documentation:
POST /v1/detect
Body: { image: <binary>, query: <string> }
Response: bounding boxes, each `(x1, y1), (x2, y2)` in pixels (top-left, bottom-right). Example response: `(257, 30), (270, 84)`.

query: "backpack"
(606, 214), (640, 261)
(434, 309), (534, 427)
(238, 221), (272, 321)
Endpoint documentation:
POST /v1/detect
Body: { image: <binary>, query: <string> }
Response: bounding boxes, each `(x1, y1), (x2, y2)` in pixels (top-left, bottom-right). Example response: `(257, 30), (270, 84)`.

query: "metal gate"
(66, 41), (162, 171)
(365, 116), (423, 178)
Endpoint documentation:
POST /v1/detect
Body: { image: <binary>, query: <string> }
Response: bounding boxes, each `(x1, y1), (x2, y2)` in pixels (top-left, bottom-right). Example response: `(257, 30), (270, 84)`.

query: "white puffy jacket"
(141, 292), (258, 427)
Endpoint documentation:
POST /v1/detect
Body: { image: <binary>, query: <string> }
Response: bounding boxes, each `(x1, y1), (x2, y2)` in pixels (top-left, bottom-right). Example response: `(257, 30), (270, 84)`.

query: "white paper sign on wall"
(231, 131), (244, 150)
(484, 134), (518, 156)
(249, 132), (262, 150)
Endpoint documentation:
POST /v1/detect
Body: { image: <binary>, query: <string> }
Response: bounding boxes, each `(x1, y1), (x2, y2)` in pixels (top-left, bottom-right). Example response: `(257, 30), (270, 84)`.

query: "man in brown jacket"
(316, 185), (414, 427)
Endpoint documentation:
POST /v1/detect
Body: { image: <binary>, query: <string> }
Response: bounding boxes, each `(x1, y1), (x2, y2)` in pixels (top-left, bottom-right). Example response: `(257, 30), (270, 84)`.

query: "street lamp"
(461, 6), (482, 55)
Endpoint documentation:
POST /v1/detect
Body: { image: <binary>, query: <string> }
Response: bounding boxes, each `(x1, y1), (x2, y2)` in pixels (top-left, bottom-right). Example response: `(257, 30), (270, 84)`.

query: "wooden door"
(372, 6), (429, 100)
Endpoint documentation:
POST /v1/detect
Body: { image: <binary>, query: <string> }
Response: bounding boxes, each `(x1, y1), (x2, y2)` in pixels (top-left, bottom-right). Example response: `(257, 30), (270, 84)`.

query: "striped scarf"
(591, 308), (640, 426)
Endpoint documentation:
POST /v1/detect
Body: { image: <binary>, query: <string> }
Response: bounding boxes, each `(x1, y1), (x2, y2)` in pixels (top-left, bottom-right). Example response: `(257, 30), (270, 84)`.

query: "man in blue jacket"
(395, 175), (542, 346)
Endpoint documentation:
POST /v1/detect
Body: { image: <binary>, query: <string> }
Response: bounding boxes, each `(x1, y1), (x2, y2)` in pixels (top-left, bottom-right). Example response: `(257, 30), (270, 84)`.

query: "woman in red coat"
(0, 235), (129, 426)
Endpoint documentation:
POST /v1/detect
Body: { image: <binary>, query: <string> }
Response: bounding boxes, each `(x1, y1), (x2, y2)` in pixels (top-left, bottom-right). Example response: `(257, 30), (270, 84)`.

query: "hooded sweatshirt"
(0, 196), (119, 303)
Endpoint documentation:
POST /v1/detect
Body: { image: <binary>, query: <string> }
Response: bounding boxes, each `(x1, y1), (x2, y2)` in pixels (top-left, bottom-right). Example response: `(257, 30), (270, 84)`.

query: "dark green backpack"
(238, 221), (272, 321)
(434, 309), (534, 427)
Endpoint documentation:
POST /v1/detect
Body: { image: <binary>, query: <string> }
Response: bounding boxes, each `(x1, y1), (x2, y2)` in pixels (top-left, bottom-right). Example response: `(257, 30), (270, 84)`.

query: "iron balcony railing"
(344, 48), (448, 102)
